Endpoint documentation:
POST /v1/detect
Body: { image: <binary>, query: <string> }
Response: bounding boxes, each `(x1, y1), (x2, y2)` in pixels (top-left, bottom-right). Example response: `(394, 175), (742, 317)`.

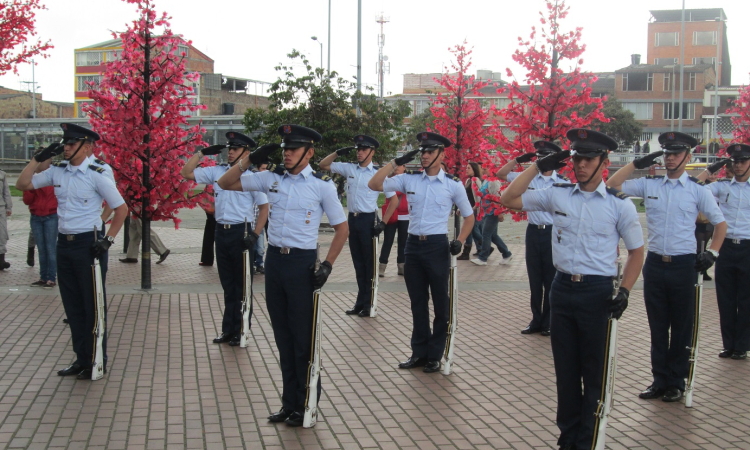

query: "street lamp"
(311, 36), (323, 71)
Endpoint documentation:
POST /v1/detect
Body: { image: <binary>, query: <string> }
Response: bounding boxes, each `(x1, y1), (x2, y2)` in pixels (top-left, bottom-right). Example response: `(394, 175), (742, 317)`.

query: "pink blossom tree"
(0, 0), (51, 76)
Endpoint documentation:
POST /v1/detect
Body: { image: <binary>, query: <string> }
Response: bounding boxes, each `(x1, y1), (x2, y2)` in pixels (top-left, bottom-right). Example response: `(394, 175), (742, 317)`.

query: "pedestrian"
(496, 141), (569, 336)
(368, 131), (475, 374)
(181, 131), (269, 347)
(319, 134), (383, 317)
(698, 144), (750, 360)
(15, 123), (128, 380)
(470, 163), (513, 266)
(22, 153), (58, 288)
(118, 211), (170, 264)
(500, 128), (645, 450)
(607, 131), (727, 403)
(217, 124), (349, 427)
(379, 164), (409, 276)
(457, 163), (483, 260)
(0, 167), (12, 270)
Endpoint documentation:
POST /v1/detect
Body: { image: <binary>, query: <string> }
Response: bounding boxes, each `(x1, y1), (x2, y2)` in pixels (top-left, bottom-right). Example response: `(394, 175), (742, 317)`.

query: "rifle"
(443, 208), (460, 375)
(303, 244), (324, 428)
(685, 243), (705, 408)
(592, 261), (623, 450)
(91, 227), (106, 381)
(240, 217), (253, 348)
(370, 215), (380, 317)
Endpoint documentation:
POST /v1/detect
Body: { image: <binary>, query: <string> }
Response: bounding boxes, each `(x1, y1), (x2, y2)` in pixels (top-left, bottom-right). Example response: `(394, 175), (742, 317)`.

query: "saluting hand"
(632, 151), (664, 169)
(241, 231), (259, 251)
(515, 152), (536, 164)
(200, 144), (226, 156)
(312, 261), (333, 290)
(394, 150), (419, 166)
(34, 143), (63, 162)
(249, 143), (281, 166)
(536, 150), (570, 173)
(706, 158), (730, 174)
(449, 240), (463, 256)
(609, 287), (629, 320)
(335, 146), (355, 156)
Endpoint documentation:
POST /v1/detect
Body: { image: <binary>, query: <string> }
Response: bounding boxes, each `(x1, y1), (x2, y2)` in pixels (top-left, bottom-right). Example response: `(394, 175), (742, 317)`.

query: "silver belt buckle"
(280, 247), (291, 255)
(571, 274), (583, 282)
(419, 235), (427, 241)
(66, 235), (75, 241)
(733, 239), (742, 244)
(661, 255), (672, 262)
(222, 224), (232, 229)
(352, 212), (359, 217)
(537, 225), (547, 229)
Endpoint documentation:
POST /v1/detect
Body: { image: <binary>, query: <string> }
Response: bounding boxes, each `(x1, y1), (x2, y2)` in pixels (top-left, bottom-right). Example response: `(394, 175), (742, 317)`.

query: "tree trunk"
(122, 215), (130, 254)
(140, 27), (152, 290)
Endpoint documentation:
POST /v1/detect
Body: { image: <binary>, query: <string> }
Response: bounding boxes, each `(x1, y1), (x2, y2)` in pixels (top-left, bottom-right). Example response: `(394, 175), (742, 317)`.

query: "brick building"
(0, 87), (74, 119)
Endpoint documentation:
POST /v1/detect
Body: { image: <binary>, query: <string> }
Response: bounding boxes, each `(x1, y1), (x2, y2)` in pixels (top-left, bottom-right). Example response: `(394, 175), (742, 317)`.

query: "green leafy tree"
(243, 50), (410, 166)
(406, 108), (436, 146)
(589, 96), (643, 147)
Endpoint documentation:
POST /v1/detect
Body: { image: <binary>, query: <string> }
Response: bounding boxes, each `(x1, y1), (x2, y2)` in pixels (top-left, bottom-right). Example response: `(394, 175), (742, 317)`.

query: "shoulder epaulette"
(558, 175), (570, 181)
(404, 170), (422, 175)
(688, 176), (705, 185)
(716, 178), (732, 182)
(88, 165), (105, 174)
(606, 187), (629, 200)
(267, 163), (286, 175)
(52, 162), (68, 168)
(312, 171), (332, 182)
(444, 172), (461, 182)
(645, 175), (664, 179)
(219, 163), (229, 167)
(93, 158), (107, 166)
(553, 183), (576, 188)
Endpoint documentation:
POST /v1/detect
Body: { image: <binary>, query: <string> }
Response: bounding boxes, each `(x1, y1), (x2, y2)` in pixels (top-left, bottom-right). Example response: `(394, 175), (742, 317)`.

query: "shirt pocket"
(679, 200), (697, 226)
(589, 220), (613, 248)
(297, 194), (320, 226)
(433, 194), (452, 218)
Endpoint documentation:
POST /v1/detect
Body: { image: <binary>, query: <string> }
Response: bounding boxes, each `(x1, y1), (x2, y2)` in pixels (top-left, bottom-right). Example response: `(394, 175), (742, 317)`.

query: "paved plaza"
(0, 204), (749, 450)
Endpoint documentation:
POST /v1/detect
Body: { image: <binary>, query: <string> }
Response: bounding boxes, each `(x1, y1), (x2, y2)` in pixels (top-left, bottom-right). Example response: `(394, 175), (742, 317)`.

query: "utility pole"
(327, 0), (331, 74)
(678, 0), (685, 131)
(21, 59), (39, 119)
(356, 0), (362, 116)
(376, 13), (390, 99)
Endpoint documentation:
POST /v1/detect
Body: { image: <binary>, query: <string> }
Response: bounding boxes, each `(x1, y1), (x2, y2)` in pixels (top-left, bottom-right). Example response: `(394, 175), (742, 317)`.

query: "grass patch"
(631, 198), (645, 213)
(9, 185), (23, 197)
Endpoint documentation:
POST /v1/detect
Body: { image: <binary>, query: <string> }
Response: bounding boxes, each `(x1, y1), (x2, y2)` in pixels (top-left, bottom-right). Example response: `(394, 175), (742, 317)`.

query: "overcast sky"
(1, 0), (748, 104)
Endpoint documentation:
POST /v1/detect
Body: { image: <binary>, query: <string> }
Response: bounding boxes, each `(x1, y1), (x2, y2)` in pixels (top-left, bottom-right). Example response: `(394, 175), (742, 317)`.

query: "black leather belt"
(647, 252), (694, 263)
(529, 224), (551, 229)
(730, 238), (750, 245)
(555, 271), (612, 283)
(218, 223), (244, 230)
(58, 231), (96, 241)
(268, 245), (315, 255)
(349, 212), (375, 217)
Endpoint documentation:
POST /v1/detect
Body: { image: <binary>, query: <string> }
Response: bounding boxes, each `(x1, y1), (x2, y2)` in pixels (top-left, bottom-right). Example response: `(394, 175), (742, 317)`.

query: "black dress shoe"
(156, 249), (170, 264)
(268, 408), (293, 423)
(559, 444), (575, 450)
(119, 258), (138, 263)
(423, 360), (441, 373)
(541, 329), (551, 336)
(639, 384), (666, 399)
(228, 335), (241, 346)
(398, 356), (428, 369)
(57, 363), (85, 376)
(732, 351), (748, 360)
(719, 349), (733, 358)
(521, 325), (541, 335)
(212, 332), (233, 344)
(662, 386), (683, 402)
(62, 318), (69, 324)
(345, 307), (363, 315)
(358, 309), (371, 317)
(284, 411), (304, 427)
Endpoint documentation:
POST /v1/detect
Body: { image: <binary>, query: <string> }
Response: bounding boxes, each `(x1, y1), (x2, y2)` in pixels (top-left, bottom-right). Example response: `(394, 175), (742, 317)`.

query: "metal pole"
(319, 42), (323, 71)
(678, 0), (685, 132)
(327, 0), (331, 74)
(712, 18), (720, 157)
(356, 0), (362, 116)
(31, 59), (36, 119)
(671, 65), (675, 131)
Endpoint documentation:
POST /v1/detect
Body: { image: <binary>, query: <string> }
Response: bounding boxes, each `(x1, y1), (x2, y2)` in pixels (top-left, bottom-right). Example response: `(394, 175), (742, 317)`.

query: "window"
(622, 73), (653, 91)
(623, 102), (653, 120)
(692, 57), (716, 65)
(655, 32), (679, 47)
(664, 73), (673, 91)
(693, 31), (717, 46)
(489, 98), (510, 109)
(409, 99), (431, 117)
(76, 101), (90, 118)
(75, 51), (103, 66)
(688, 73), (697, 91)
(663, 102), (696, 120)
(177, 44), (189, 57)
(654, 58), (678, 65)
(76, 75), (103, 91)
(104, 50), (120, 62)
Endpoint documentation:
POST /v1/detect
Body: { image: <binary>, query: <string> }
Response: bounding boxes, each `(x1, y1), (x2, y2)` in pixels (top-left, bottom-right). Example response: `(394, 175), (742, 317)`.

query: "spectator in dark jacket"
(22, 157), (58, 287)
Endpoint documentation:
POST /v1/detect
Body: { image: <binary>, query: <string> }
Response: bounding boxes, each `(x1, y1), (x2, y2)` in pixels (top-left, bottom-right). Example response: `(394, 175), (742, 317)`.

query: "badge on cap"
(421, 133), (428, 140)
(283, 125), (292, 134)
(61, 124), (67, 130)
(578, 130), (587, 139)
(228, 133), (234, 139)
(667, 133), (675, 140)
(735, 145), (742, 152)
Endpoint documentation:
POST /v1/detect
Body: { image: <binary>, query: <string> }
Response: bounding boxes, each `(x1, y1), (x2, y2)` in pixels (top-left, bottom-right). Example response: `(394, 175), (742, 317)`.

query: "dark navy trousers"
(403, 234), (450, 360)
(549, 273), (611, 450)
(57, 230), (108, 371)
(348, 212), (376, 310)
(642, 252), (697, 390)
(215, 224), (253, 337)
(265, 246), (321, 413)
(525, 225), (555, 330)
(715, 241), (750, 352)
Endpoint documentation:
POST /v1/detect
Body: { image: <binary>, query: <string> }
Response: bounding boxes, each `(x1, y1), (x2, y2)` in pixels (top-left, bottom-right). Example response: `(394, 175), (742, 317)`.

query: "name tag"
(554, 211), (567, 216)
(269, 189), (278, 193)
(407, 191), (416, 195)
(348, 176), (354, 179)
(54, 184), (61, 187)
(647, 196), (659, 200)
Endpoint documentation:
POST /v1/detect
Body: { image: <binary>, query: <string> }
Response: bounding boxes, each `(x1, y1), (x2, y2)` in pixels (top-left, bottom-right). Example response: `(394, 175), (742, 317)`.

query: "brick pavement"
(0, 203), (744, 450)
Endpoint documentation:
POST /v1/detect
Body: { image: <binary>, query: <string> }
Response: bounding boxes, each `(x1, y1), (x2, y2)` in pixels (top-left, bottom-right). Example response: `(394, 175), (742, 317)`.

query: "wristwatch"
(707, 248), (719, 258)
(104, 235), (115, 244)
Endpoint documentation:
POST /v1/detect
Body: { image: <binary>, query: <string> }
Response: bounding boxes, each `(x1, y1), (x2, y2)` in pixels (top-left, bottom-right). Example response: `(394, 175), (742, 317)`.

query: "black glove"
(249, 143), (281, 166)
(312, 261), (333, 290)
(241, 231), (259, 251)
(536, 150), (570, 173)
(394, 150), (419, 166)
(449, 240), (463, 256)
(200, 144), (226, 156)
(90, 237), (112, 259)
(609, 286), (629, 320)
(335, 146), (355, 156)
(34, 143), (63, 162)
(707, 158), (730, 174)
(516, 152), (536, 164)
(695, 251), (716, 272)
(632, 151), (664, 169)
(372, 220), (386, 237)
